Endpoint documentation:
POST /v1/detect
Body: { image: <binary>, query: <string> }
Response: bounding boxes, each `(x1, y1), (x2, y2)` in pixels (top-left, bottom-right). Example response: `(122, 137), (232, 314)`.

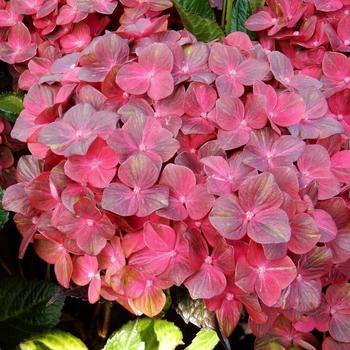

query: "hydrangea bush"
(1, 0), (350, 348)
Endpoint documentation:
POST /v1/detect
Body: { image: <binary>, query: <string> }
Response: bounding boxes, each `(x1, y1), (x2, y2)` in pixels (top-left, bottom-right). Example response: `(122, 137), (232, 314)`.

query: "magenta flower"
(157, 164), (214, 221)
(34, 231), (75, 288)
(79, 33), (129, 82)
(182, 82), (217, 135)
(108, 113), (179, 166)
(326, 283), (350, 342)
(72, 255), (101, 303)
(215, 95), (267, 150)
(102, 154), (169, 217)
(289, 88), (342, 140)
(205, 277), (266, 337)
(210, 172), (291, 244)
(64, 138), (118, 188)
(116, 43), (174, 100)
(54, 198), (115, 255)
(184, 235), (234, 299)
(322, 52), (350, 96)
(209, 43), (269, 98)
(253, 81), (305, 128)
(235, 242), (297, 307)
(201, 154), (254, 196)
(172, 43), (214, 84)
(129, 222), (193, 285)
(279, 247), (332, 313)
(297, 144), (340, 200)
(38, 103), (117, 156)
(242, 128), (305, 171)
(0, 23), (37, 64)
(324, 15), (350, 52)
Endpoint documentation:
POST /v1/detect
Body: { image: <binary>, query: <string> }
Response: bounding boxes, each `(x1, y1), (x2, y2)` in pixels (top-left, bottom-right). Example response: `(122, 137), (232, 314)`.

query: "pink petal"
(118, 153), (159, 189)
(245, 11), (274, 31)
(331, 150), (350, 184)
(139, 43), (173, 71)
(116, 62), (149, 95)
(237, 59), (269, 85)
(208, 44), (241, 75)
(313, 209), (337, 243)
(249, 208), (291, 244)
(272, 92), (305, 127)
(186, 184), (214, 220)
(72, 255), (98, 286)
(184, 264), (227, 299)
(135, 185), (169, 217)
(322, 52), (350, 80)
(269, 51), (294, 85)
(209, 195), (246, 240)
(160, 163), (196, 196)
(55, 251), (73, 288)
(101, 183), (138, 216)
(143, 222), (176, 251)
(239, 172), (283, 212)
(149, 70), (174, 100)
(288, 213), (320, 254)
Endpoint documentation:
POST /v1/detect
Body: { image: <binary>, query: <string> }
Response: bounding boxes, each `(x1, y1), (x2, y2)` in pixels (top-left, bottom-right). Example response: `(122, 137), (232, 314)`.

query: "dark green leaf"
(231, 0), (255, 38)
(18, 330), (88, 350)
(0, 187), (9, 230)
(0, 278), (64, 349)
(0, 93), (24, 123)
(172, 0), (224, 42)
(249, 0), (265, 12)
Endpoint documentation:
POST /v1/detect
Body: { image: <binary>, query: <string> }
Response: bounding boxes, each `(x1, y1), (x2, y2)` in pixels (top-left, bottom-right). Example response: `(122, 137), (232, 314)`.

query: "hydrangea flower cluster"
(1, 0), (350, 348)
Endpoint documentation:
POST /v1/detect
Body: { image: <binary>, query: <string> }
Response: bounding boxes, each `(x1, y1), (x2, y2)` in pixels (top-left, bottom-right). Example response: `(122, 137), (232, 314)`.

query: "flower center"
(344, 77), (350, 84)
(229, 69), (237, 77)
(337, 114), (344, 121)
(139, 143), (146, 151)
(205, 256), (213, 265)
(133, 186), (141, 194)
(257, 266), (266, 275)
(86, 219), (94, 227)
(146, 279), (153, 287)
(246, 211), (255, 221)
(226, 293), (234, 301)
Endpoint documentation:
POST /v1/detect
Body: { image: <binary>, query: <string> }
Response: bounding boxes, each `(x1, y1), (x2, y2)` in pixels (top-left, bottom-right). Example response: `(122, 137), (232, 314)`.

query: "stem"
(221, 0), (227, 28)
(98, 302), (113, 339)
(225, 0), (234, 34)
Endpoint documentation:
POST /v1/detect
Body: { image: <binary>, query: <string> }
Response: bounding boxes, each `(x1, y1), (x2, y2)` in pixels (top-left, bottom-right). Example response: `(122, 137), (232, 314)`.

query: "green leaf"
(231, 0), (255, 38)
(0, 93), (24, 123)
(172, 0), (224, 42)
(154, 320), (183, 350)
(0, 278), (64, 349)
(0, 187), (9, 230)
(184, 329), (219, 350)
(18, 330), (88, 350)
(249, 0), (265, 12)
(104, 319), (183, 350)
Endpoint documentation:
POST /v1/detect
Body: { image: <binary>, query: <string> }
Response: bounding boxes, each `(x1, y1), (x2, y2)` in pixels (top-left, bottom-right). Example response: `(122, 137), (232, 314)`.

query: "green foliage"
(231, 0), (255, 38)
(0, 187), (9, 230)
(249, 0), (265, 12)
(18, 330), (88, 350)
(104, 318), (183, 350)
(172, 0), (224, 42)
(0, 278), (64, 349)
(184, 329), (220, 350)
(0, 92), (24, 123)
